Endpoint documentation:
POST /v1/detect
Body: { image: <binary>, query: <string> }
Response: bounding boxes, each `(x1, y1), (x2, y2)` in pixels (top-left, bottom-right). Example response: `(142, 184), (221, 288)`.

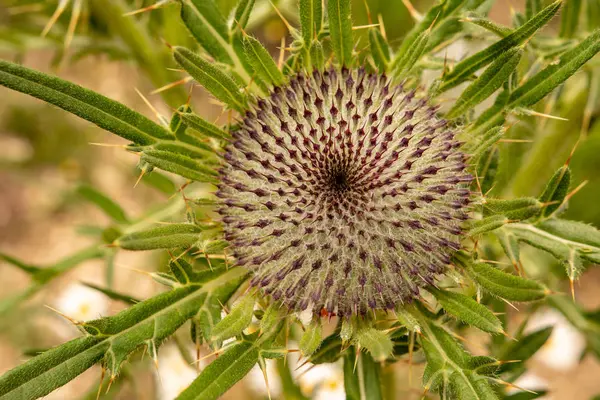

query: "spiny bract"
(217, 67), (473, 316)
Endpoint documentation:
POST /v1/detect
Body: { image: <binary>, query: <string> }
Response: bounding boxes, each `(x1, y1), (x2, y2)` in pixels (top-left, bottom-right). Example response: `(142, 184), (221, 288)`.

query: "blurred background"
(1, 0), (600, 399)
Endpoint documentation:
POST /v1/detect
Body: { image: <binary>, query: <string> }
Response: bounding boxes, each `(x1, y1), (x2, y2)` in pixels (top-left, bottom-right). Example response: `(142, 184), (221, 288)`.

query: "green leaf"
(525, 0), (543, 20)
(510, 29), (600, 108)
(178, 111), (229, 141)
(173, 46), (247, 112)
(538, 165), (571, 218)
(497, 327), (552, 372)
(232, 0), (255, 31)
(0, 253), (40, 275)
(0, 268), (248, 400)
(328, 0), (353, 66)
(115, 223), (204, 250)
(392, 28), (430, 78)
(76, 185), (129, 224)
(354, 326), (393, 362)
(417, 314), (499, 400)
(210, 294), (255, 342)
(140, 148), (218, 183)
(506, 219), (600, 281)
(447, 47), (522, 118)
(483, 197), (543, 220)
(467, 215), (508, 236)
(464, 126), (505, 162)
(81, 282), (139, 305)
(393, 0), (467, 71)
(462, 259), (547, 302)
(300, 0), (323, 45)
(440, 0), (562, 91)
(369, 28), (390, 72)
(559, 0), (582, 38)
(309, 333), (343, 364)
(0, 61), (174, 145)
(243, 36), (285, 87)
(177, 327), (282, 400)
(299, 320), (323, 357)
(343, 347), (382, 400)
(464, 15), (512, 37)
(178, 0), (232, 64)
(430, 288), (504, 334)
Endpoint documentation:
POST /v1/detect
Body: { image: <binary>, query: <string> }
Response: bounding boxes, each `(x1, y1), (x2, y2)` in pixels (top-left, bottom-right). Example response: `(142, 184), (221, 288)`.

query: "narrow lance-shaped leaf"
(455, 254), (547, 302)
(369, 28), (390, 72)
(0, 268), (248, 400)
(243, 36), (285, 86)
(177, 326), (282, 400)
(140, 148), (219, 183)
(559, 0), (582, 38)
(232, 0), (255, 31)
(178, 0), (232, 65)
(538, 165), (571, 218)
(300, 320), (323, 357)
(173, 46), (248, 112)
(393, 0), (467, 67)
(447, 47), (522, 118)
(210, 294), (255, 342)
(76, 185), (129, 224)
(440, 0), (562, 92)
(328, 0), (353, 66)
(392, 28), (430, 78)
(510, 29), (600, 108)
(179, 111), (229, 141)
(300, 0), (322, 45)
(115, 223), (204, 250)
(0, 61), (173, 145)
(464, 15), (512, 37)
(430, 288), (504, 334)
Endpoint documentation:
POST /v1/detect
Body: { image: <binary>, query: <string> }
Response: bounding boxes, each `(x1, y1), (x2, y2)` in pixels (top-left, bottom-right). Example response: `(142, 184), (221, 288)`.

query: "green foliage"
(1, 0), (600, 398)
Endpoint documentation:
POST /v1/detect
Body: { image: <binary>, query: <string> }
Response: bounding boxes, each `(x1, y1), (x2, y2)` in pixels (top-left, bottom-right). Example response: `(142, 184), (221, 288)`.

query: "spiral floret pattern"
(217, 68), (472, 316)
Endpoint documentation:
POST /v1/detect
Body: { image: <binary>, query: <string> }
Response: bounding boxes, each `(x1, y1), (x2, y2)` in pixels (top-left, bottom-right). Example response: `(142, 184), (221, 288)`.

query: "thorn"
(497, 139), (534, 143)
(64, 0), (83, 51)
(401, 0), (423, 21)
(565, 137), (581, 167)
(105, 375), (116, 395)
(277, 36), (286, 71)
(267, 0), (293, 32)
(517, 108), (568, 121)
(563, 180), (588, 203)
(123, 0), (170, 16)
(353, 345), (361, 373)
(41, 0), (69, 38)
(258, 358), (272, 400)
(151, 77), (193, 95)
(490, 377), (538, 394)
(570, 277), (576, 301)
(88, 142), (128, 148)
(134, 168), (146, 188)
(377, 14), (388, 40)
(44, 305), (81, 326)
(134, 88), (168, 127)
(352, 23), (380, 30)
(96, 366), (106, 400)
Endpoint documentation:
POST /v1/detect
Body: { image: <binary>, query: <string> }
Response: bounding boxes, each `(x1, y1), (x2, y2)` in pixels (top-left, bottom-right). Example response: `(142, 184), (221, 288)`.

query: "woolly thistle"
(1, 0), (600, 399)
(218, 68), (472, 315)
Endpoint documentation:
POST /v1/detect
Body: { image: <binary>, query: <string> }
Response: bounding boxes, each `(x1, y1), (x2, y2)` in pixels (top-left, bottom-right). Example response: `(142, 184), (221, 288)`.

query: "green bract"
(1, 0), (600, 399)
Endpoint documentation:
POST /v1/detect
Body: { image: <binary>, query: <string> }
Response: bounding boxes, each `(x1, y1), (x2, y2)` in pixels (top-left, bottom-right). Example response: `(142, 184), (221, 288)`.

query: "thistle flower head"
(217, 67), (472, 316)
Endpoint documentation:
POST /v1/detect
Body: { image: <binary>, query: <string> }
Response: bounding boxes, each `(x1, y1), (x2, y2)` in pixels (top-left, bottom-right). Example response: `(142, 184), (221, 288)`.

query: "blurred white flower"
(294, 354), (345, 400)
(54, 283), (108, 322)
(155, 344), (199, 400)
(525, 308), (586, 371)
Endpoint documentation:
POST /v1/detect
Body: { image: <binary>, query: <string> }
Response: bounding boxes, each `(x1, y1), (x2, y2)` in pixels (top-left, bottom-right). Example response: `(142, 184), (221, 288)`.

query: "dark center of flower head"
(217, 67), (473, 317)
